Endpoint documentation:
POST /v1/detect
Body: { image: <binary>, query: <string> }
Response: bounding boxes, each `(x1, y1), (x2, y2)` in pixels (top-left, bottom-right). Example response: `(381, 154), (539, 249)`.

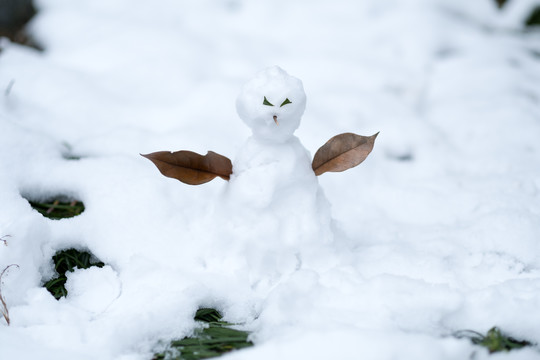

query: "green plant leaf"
(280, 98), (292, 107)
(43, 249), (105, 300)
(195, 308), (223, 323)
(263, 96), (274, 106)
(28, 198), (85, 219)
(454, 327), (532, 354)
(154, 307), (253, 360)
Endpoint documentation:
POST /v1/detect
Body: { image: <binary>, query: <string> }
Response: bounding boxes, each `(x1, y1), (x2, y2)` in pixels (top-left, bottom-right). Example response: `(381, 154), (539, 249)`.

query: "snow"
(226, 67), (332, 263)
(236, 66), (306, 142)
(1, 0), (540, 359)
(63, 266), (121, 314)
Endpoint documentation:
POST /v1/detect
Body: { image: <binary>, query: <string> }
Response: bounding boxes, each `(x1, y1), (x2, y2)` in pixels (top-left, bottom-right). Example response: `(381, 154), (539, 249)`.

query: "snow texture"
(219, 66), (333, 284)
(1, 0), (540, 359)
(236, 66), (306, 143)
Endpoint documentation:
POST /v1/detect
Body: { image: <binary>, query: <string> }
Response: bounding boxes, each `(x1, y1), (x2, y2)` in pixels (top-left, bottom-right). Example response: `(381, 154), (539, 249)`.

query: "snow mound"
(63, 266), (121, 314)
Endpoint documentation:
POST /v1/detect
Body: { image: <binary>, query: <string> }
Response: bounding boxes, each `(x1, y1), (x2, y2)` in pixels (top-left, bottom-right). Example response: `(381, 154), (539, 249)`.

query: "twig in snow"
(5, 80), (15, 97)
(0, 264), (19, 326)
(0, 235), (10, 246)
(46, 200), (60, 215)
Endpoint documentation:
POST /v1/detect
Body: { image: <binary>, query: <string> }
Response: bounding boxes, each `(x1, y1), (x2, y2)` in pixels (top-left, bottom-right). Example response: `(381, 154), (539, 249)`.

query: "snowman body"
(224, 66), (333, 247)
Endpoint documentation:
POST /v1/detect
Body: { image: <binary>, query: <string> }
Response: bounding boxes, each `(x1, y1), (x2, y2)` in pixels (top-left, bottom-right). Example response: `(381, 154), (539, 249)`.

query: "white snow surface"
(236, 66), (306, 142)
(1, 0), (540, 359)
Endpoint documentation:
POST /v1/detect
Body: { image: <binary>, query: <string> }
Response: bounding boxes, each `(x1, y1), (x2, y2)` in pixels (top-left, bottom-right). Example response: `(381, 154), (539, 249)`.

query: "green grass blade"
(43, 249), (105, 299)
(154, 308), (253, 360)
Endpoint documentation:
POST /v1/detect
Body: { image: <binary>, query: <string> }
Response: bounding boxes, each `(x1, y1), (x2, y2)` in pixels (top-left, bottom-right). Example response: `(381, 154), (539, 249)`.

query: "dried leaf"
(141, 150), (233, 185)
(312, 132), (378, 176)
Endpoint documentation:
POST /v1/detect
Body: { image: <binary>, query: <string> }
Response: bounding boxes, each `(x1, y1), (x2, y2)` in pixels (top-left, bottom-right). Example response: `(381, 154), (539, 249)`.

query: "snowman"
(142, 66), (377, 271)
(226, 66), (333, 246)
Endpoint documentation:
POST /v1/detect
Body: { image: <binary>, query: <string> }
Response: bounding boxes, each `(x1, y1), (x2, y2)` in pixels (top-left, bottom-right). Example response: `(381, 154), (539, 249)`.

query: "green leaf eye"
(263, 96), (274, 106)
(280, 98), (292, 107)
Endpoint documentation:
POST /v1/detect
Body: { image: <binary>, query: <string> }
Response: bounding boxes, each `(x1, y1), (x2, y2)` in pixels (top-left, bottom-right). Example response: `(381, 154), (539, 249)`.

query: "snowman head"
(236, 66), (307, 143)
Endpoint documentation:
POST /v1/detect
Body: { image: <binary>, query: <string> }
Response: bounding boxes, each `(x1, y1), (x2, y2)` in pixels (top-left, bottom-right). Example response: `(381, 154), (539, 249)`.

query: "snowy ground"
(1, 0), (540, 359)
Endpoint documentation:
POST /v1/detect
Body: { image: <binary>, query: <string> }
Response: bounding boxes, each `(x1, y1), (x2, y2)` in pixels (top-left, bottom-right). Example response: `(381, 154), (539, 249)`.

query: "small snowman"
(142, 66), (377, 249)
(227, 66), (332, 246)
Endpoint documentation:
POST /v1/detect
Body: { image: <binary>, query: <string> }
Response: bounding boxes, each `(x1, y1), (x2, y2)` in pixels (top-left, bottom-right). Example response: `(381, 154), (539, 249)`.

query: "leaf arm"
(312, 132), (378, 176)
(141, 150), (233, 185)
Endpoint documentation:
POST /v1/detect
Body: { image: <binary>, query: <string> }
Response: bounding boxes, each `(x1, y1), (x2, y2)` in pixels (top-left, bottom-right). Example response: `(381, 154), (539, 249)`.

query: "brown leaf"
(312, 132), (379, 176)
(141, 150), (233, 185)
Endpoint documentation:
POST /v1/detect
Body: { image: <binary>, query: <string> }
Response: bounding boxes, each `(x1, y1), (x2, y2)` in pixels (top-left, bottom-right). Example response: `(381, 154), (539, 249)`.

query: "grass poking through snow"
(154, 308), (253, 360)
(43, 249), (104, 300)
(29, 198), (85, 219)
(455, 327), (533, 354)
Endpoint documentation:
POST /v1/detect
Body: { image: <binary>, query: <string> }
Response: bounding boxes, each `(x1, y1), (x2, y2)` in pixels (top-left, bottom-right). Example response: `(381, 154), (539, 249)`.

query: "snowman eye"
(280, 98), (292, 107)
(263, 96), (274, 106)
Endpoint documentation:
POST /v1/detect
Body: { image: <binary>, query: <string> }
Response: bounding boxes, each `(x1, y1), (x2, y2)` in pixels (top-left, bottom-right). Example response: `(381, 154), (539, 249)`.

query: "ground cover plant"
(43, 249), (104, 300)
(455, 327), (534, 354)
(154, 308), (253, 360)
(28, 197), (94, 299)
(28, 198), (85, 220)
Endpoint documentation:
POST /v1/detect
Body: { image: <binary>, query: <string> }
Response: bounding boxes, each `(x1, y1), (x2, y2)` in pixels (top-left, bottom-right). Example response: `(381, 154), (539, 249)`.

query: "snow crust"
(1, 0), (540, 359)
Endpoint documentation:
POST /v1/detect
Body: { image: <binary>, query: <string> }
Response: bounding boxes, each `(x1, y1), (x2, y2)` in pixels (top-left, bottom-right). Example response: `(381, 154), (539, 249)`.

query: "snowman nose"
(273, 115), (279, 125)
